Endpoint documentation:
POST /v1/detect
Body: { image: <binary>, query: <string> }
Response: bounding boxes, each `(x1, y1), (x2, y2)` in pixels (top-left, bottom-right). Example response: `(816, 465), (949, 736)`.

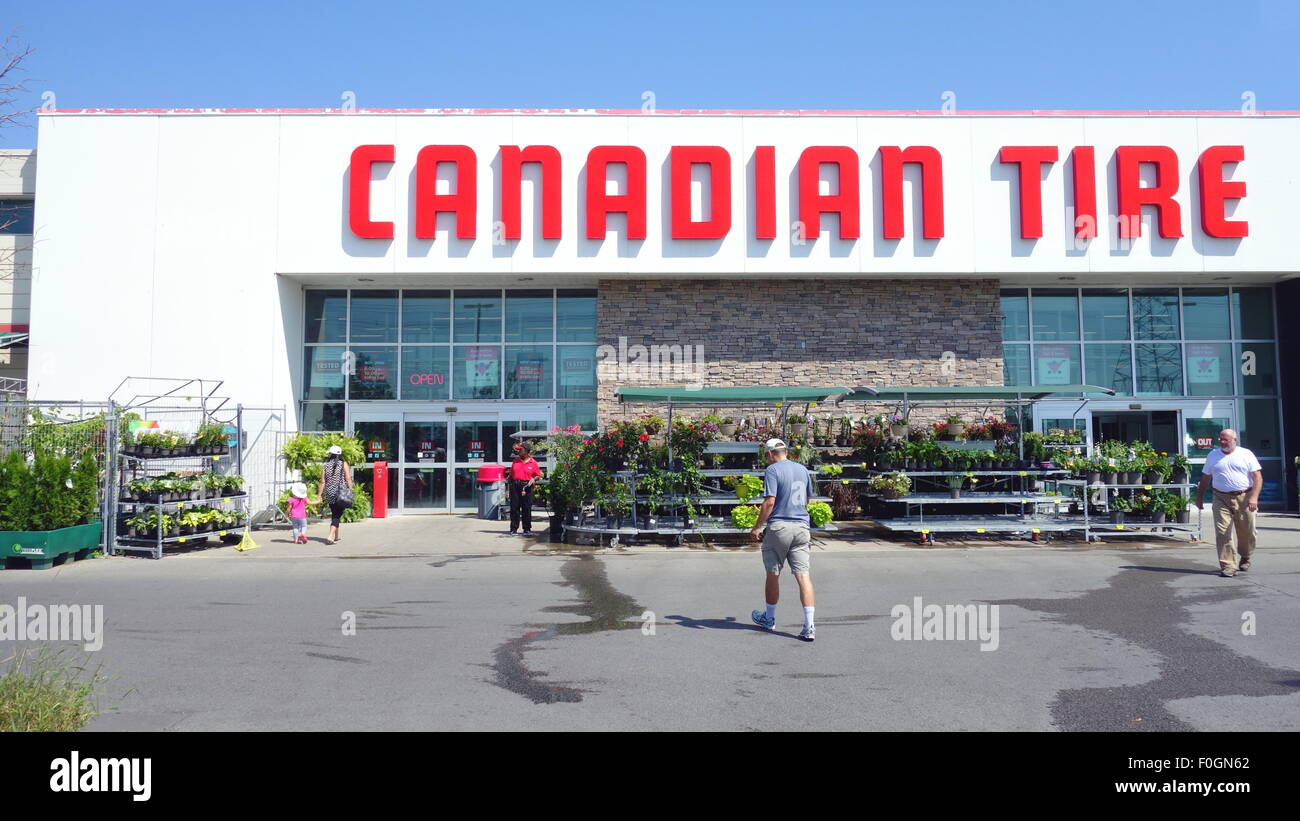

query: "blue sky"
(2, 0), (1298, 147)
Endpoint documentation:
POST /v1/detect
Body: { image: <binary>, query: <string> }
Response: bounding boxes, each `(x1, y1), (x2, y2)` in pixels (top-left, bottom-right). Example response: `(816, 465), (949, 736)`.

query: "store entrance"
(1092, 411), (1180, 454)
(351, 406), (549, 513)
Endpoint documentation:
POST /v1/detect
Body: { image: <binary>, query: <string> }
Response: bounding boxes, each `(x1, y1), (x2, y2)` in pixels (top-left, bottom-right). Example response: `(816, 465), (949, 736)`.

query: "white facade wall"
(28, 111), (1300, 413)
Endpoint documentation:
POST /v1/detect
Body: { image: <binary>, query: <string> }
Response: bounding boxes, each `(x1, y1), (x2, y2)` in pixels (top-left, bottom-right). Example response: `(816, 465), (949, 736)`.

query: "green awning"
(0, 332), (28, 348)
(615, 386), (854, 405)
(839, 385), (1115, 402)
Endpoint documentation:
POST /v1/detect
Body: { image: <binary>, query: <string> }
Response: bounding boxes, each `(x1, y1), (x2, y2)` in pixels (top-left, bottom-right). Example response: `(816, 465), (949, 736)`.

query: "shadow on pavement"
(1118, 564), (1221, 576)
(664, 613), (799, 639)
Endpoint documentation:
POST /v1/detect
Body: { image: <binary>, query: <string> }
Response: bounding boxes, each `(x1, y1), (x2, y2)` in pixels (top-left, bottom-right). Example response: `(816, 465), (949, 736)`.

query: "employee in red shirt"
(508, 443), (542, 535)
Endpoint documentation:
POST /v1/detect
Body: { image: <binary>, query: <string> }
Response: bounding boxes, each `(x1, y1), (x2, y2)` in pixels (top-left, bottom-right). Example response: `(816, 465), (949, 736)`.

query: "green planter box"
(0, 522), (102, 570)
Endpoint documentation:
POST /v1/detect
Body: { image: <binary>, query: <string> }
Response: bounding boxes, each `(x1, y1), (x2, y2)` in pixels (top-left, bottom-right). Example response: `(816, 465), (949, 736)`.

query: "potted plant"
(888, 413), (909, 440)
(1144, 491), (1175, 522)
(1110, 496), (1130, 524)
(974, 449), (994, 471)
(1167, 492), (1191, 524)
(945, 414), (965, 438)
(869, 472), (911, 500)
(1170, 453), (1190, 485)
(946, 474), (964, 499)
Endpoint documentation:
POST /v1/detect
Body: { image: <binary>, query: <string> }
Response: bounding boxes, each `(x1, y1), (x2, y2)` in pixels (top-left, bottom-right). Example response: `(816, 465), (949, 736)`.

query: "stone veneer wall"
(596, 278), (1005, 424)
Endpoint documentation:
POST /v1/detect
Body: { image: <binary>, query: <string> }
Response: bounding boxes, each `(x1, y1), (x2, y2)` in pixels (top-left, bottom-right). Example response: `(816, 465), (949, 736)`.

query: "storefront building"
(27, 109), (1300, 511)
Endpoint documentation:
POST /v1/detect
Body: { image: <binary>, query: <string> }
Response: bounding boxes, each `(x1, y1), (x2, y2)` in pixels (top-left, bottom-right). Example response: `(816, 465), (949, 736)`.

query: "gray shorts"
(762, 520), (811, 575)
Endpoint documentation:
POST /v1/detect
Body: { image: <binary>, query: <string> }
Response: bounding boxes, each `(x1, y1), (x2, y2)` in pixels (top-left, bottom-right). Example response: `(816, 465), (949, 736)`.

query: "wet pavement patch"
(991, 556), (1300, 731)
(305, 652), (368, 664)
(491, 555), (646, 704)
(429, 554), (498, 568)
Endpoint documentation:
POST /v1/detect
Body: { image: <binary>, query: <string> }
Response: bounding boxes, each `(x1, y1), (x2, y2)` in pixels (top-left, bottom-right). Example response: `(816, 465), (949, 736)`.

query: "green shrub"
(0, 450), (99, 532)
(807, 501), (833, 527)
(733, 475), (765, 503)
(731, 504), (761, 529)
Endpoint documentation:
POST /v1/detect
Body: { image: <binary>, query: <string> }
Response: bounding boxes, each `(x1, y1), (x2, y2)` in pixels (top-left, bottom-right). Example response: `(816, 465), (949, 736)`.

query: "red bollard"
(373, 461), (388, 518)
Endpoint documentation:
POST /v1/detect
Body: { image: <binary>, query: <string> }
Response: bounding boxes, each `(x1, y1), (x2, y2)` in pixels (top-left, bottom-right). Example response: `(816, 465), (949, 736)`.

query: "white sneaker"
(797, 625), (815, 642)
(751, 610), (776, 631)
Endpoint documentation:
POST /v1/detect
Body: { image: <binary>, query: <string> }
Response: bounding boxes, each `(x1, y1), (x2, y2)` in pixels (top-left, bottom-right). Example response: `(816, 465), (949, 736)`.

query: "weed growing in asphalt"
(0, 647), (102, 731)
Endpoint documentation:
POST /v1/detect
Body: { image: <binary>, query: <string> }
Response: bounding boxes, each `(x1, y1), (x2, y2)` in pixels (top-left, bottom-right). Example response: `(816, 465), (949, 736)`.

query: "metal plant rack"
(105, 377), (250, 558)
(566, 386), (854, 545)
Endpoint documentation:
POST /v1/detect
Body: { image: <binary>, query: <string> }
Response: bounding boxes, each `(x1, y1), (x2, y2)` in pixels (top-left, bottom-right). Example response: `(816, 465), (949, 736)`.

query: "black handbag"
(330, 461), (355, 507)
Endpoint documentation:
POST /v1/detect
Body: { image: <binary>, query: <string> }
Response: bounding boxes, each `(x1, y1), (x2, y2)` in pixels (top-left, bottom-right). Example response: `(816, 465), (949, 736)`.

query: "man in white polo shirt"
(1195, 429), (1263, 578)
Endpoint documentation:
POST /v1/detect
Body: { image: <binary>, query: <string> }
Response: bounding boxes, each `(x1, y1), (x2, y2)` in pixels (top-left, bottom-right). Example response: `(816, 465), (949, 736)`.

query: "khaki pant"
(1212, 489), (1256, 571)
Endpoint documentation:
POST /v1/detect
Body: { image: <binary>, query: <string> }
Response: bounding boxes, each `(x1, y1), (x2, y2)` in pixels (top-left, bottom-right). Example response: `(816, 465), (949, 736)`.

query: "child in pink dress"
(287, 482), (320, 544)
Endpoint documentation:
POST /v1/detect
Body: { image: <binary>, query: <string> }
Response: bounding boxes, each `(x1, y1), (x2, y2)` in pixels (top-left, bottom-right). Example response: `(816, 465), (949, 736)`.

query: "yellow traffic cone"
(235, 526), (261, 552)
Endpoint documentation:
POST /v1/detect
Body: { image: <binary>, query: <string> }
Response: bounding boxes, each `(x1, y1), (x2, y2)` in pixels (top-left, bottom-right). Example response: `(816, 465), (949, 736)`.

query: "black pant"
(509, 480), (533, 532)
(329, 500), (348, 528)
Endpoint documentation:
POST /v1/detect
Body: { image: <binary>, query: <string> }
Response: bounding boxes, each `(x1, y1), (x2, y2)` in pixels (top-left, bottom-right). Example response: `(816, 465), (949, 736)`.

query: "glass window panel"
(348, 347), (399, 400)
(556, 402), (598, 432)
(404, 421), (448, 462)
(1240, 399), (1281, 457)
(1185, 416), (1231, 459)
(1084, 344), (1132, 395)
(353, 467), (399, 512)
(1236, 343), (1277, 395)
(304, 346), (347, 400)
(557, 289), (598, 342)
(453, 345), (502, 400)
(1184, 342), (1233, 396)
(1232, 287), (1274, 339)
(0, 199), (34, 234)
(353, 421), (399, 463)
(1131, 289), (1180, 340)
(556, 345), (597, 399)
(503, 419), (549, 457)
(1181, 288), (1230, 340)
(455, 421), (499, 463)
(300, 402), (345, 432)
(403, 467), (448, 509)
(1257, 460), (1284, 505)
(454, 290), (502, 343)
(402, 290), (450, 343)
(349, 290), (398, 343)
(305, 290), (347, 344)
(1081, 289), (1130, 341)
(1189, 463), (1208, 505)
(1030, 289), (1079, 341)
(453, 468), (479, 509)
(1000, 289), (1029, 341)
(505, 290), (553, 343)
(1032, 343), (1081, 386)
(400, 346), (450, 401)
(505, 346), (552, 399)
(1135, 343), (1183, 396)
(1003, 344), (1030, 386)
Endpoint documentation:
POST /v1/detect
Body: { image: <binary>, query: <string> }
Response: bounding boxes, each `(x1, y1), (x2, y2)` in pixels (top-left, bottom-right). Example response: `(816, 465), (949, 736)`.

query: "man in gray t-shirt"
(749, 438), (817, 642)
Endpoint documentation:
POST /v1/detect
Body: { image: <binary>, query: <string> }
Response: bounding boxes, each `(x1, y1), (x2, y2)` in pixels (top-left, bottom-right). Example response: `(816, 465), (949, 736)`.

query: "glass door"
(350, 413), (402, 513)
(452, 417), (499, 510)
(403, 416), (449, 512)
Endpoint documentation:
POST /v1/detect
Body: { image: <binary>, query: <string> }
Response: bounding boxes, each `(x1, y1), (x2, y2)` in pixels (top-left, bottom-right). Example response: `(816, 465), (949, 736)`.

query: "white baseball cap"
(765, 438), (787, 451)
(326, 445), (343, 455)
